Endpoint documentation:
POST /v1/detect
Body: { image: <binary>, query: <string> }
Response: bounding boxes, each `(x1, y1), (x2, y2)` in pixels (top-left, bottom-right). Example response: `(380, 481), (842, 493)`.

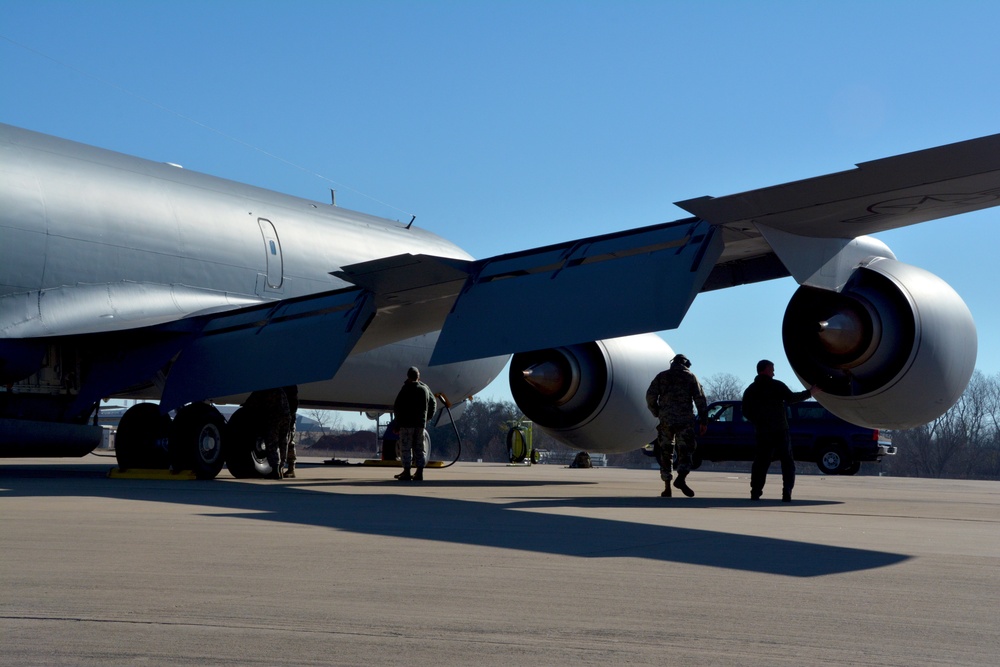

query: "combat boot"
(412, 467), (424, 482)
(396, 468), (412, 481)
(673, 471), (695, 497)
(283, 463), (296, 479)
(660, 480), (672, 498)
(268, 465), (283, 480)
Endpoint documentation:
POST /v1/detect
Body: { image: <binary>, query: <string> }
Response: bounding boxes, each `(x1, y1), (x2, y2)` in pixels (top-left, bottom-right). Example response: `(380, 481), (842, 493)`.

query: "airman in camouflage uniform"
(645, 354), (708, 498)
(280, 385), (299, 478)
(243, 388), (291, 480)
(392, 366), (437, 482)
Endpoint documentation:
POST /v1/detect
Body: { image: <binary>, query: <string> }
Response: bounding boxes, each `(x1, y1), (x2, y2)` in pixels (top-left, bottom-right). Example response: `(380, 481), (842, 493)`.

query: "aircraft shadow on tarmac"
(1, 464), (910, 578)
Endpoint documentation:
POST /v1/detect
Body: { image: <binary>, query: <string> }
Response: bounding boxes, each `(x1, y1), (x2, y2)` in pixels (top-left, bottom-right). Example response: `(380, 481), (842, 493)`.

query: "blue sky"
(2, 1), (999, 418)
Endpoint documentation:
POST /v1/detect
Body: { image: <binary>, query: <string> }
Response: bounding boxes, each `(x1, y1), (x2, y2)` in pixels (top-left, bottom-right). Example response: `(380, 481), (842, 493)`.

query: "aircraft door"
(257, 218), (283, 292)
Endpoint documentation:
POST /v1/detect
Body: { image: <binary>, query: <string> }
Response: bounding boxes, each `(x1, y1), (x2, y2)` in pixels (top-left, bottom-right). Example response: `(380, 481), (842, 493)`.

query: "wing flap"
(430, 220), (723, 364)
(158, 288), (374, 411)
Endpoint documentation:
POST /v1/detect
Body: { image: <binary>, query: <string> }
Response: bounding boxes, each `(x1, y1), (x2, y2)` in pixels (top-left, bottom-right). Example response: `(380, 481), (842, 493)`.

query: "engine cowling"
(508, 333), (674, 453)
(783, 258), (976, 429)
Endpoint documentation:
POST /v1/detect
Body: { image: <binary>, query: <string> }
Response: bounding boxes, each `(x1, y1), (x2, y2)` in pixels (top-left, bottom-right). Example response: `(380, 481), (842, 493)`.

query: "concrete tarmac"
(2, 455), (998, 666)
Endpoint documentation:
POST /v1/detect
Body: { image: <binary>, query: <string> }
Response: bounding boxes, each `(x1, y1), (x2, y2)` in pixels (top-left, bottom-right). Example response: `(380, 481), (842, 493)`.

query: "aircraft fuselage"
(0, 123), (506, 413)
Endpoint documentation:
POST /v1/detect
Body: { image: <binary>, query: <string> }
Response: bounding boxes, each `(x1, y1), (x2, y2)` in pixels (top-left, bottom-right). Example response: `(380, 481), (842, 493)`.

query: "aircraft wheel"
(816, 443), (849, 475)
(115, 403), (171, 470)
(169, 403), (226, 479)
(224, 407), (270, 478)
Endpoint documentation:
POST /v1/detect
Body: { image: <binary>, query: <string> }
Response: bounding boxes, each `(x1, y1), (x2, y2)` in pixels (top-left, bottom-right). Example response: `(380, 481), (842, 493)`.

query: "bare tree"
(299, 408), (345, 445)
(978, 372), (1000, 477)
(961, 371), (1000, 478)
(894, 420), (954, 477)
(702, 372), (746, 402)
(431, 398), (522, 462)
(889, 370), (1000, 479)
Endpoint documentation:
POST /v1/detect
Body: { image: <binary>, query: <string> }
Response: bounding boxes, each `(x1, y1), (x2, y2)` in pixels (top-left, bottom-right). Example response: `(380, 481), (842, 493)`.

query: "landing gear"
(115, 403), (171, 471)
(169, 402), (226, 480)
(223, 407), (272, 479)
(113, 400), (287, 481)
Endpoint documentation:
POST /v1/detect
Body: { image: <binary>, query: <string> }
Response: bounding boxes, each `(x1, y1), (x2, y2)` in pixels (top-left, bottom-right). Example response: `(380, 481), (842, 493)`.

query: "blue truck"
(687, 400), (896, 474)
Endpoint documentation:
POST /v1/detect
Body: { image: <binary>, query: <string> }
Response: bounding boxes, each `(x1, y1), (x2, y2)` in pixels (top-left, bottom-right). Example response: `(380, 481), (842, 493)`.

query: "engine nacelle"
(508, 333), (674, 453)
(783, 258), (976, 429)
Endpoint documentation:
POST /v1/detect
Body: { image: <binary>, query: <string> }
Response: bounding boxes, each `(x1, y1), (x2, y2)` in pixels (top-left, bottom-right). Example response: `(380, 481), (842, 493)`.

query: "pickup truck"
(689, 400), (896, 474)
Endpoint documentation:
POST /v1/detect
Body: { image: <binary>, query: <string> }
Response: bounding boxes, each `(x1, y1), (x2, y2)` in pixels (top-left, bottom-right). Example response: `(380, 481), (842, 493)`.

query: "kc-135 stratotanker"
(2, 123), (998, 478)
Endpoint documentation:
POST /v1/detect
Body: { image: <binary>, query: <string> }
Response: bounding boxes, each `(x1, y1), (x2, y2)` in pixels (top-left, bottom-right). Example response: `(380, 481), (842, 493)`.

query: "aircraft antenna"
(407, 215), (416, 229)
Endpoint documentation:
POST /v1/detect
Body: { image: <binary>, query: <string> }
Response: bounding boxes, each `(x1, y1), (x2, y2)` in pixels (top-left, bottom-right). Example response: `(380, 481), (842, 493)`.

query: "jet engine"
(783, 258), (976, 430)
(508, 333), (674, 453)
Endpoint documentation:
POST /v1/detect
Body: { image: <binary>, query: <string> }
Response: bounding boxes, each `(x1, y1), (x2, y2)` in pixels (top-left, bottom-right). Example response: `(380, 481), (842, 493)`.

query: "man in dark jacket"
(392, 367), (437, 482)
(646, 354), (708, 498)
(742, 360), (817, 502)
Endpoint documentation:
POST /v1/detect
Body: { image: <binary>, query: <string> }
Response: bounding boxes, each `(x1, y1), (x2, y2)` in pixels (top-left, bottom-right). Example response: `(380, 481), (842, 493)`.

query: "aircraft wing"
(335, 133), (1000, 365)
(682, 132), (1000, 291)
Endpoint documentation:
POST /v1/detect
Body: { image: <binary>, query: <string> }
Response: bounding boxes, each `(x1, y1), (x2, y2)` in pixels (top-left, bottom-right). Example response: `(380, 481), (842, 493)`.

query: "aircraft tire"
(115, 403), (171, 471)
(169, 403), (227, 480)
(223, 407), (269, 479)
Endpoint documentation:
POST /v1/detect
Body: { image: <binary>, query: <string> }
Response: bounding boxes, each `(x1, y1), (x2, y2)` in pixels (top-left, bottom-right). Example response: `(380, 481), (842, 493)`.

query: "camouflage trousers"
(657, 420), (697, 482)
(398, 427), (427, 469)
(280, 426), (296, 468)
(263, 416), (291, 470)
